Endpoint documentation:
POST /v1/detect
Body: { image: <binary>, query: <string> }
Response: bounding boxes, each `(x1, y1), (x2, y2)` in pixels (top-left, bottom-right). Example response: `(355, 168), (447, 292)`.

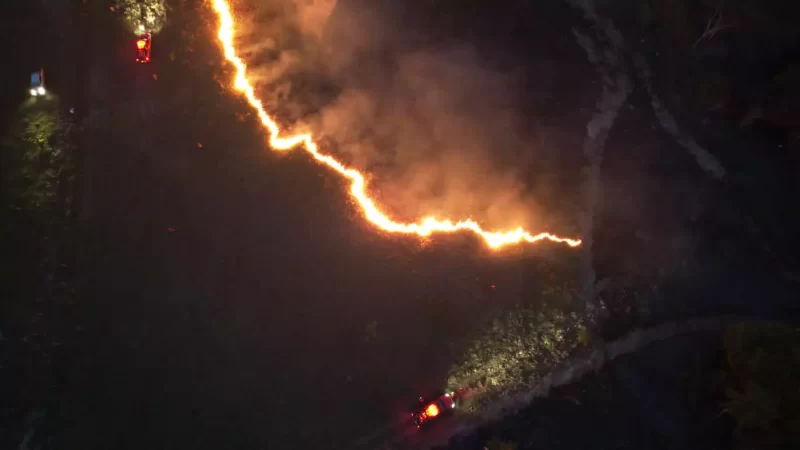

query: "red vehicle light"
(425, 403), (439, 417)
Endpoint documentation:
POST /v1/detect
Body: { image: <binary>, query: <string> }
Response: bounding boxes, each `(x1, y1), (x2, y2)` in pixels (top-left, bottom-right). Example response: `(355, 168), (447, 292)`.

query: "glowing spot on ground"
(209, 0), (582, 250)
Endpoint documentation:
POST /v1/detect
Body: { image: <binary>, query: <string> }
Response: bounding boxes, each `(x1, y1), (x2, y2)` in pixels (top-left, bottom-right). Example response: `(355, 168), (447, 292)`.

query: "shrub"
(722, 322), (800, 447)
(484, 437), (518, 450)
(446, 307), (582, 410)
(117, 0), (168, 34)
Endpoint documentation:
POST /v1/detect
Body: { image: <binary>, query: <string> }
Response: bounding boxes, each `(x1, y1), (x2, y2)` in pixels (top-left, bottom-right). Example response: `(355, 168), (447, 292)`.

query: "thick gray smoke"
(233, 0), (563, 232)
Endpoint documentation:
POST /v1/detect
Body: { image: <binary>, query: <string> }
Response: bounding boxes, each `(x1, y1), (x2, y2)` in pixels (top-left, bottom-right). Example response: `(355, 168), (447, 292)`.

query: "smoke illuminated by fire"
(209, 0), (582, 250)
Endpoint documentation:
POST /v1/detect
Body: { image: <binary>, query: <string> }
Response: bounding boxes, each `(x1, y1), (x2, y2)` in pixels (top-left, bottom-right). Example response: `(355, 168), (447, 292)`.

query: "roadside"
(439, 320), (800, 450)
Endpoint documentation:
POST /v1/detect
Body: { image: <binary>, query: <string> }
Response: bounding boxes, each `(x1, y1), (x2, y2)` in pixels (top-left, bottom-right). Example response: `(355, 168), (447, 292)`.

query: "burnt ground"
(2, 0), (799, 449)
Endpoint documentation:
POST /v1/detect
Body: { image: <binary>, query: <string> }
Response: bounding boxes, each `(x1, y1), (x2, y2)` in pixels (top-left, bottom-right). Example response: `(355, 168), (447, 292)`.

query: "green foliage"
(484, 437), (518, 450)
(446, 307), (582, 407)
(722, 323), (800, 446)
(2, 103), (74, 213)
(21, 110), (57, 154)
(576, 324), (591, 347)
(118, 0), (168, 34)
(539, 277), (576, 309)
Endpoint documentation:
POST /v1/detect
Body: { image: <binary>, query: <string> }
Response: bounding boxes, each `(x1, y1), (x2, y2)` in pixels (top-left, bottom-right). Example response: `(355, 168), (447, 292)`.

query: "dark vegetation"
(1, 90), (81, 448)
(642, 0), (800, 160)
(439, 1), (800, 448)
(1, 0), (86, 446)
(449, 323), (800, 450)
(1, 0), (799, 448)
(721, 323), (800, 448)
(444, 268), (589, 414)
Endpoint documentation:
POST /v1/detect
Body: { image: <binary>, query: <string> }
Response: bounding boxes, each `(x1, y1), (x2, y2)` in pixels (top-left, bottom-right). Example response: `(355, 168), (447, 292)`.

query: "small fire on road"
(208, 0), (582, 250)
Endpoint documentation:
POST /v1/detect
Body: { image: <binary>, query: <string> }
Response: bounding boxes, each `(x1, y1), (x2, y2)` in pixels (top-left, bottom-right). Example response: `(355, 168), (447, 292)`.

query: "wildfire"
(209, 0), (582, 250)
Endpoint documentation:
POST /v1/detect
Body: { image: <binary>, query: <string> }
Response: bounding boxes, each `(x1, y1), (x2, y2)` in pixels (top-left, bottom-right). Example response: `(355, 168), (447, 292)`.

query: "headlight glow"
(30, 89), (37, 96)
(37, 86), (45, 95)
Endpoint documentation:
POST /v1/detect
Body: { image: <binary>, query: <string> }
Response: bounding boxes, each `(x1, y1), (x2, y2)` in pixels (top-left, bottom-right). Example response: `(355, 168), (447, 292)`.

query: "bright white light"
(139, 24), (145, 31)
(30, 89), (37, 96)
(37, 86), (45, 95)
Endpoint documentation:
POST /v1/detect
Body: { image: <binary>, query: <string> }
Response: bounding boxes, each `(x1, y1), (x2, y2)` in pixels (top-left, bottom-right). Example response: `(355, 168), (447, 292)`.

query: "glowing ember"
(209, 0), (582, 250)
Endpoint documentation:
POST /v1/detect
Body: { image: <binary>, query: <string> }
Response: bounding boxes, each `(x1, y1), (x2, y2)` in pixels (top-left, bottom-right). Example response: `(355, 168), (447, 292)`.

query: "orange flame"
(209, 0), (582, 250)
(425, 403), (440, 417)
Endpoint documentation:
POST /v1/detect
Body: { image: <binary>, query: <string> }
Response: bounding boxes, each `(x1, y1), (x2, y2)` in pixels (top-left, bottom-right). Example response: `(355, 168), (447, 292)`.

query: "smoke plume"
(233, 0), (564, 232)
